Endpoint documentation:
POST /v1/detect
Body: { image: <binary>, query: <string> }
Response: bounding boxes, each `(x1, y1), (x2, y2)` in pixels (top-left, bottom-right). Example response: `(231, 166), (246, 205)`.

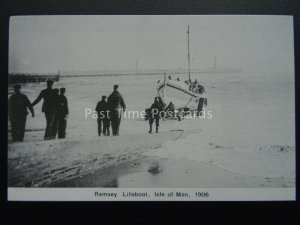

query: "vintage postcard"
(7, 15), (295, 201)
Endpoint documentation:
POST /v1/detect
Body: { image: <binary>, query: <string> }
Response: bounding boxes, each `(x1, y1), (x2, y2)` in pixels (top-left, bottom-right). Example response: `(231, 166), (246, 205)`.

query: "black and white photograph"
(7, 15), (295, 201)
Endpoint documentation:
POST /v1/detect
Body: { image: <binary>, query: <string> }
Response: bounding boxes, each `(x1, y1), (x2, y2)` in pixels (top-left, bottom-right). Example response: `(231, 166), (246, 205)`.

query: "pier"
(9, 73), (59, 84)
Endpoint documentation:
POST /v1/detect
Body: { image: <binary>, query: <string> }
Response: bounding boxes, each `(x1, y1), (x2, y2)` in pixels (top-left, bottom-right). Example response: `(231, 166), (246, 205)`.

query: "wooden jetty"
(9, 72), (60, 84)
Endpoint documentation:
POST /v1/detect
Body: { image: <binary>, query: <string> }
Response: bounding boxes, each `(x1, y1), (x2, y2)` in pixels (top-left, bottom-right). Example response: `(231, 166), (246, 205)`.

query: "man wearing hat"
(8, 84), (35, 142)
(32, 80), (56, 140)
(107, 84), (126, 136)
(95, 95), (110, 136)
(51, 88), (60, 139)
(57, 87), (69, 138)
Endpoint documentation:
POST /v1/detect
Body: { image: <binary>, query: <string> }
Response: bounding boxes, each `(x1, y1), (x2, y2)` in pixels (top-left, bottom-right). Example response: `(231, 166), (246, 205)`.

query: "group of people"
(163, 75), (205, 94)
(95, 84), (126, 136)
(145, 97), (164, 133)
(9, 78), (205, 142)
(8, 81), (128, 142)
(8, 80), (69, 142)
(185, 78), (205, 94)
(145, 98), (177, 133)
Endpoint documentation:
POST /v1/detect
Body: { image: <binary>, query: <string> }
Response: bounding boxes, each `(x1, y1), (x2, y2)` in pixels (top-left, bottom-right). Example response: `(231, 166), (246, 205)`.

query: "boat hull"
(157, 80), (203, 110)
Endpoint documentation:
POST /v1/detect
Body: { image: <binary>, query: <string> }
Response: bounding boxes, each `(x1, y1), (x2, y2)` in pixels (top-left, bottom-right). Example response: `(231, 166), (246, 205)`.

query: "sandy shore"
(8, 127), (294, 188)
(7, 72), (295, 188)
(8, 130), (184, 187)
(118, 158), (295, 188)
(48, 151), (294, 188)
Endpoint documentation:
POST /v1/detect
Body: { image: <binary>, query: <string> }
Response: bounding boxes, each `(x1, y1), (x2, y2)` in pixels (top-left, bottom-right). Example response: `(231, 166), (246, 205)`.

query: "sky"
(9, 15), (294, 74)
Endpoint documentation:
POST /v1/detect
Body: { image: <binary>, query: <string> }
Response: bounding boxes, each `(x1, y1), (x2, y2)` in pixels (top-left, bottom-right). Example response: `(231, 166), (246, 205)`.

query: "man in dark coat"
(51, 89), (60, 139)
(95, 95), (110, 136)
(107, 85), (126, 136)
(196, 85), (206, 116)
(148, 97), (164, 133)
(31, 80), (55, 140)
(165, 101), (175, 118)
(54, 88), (69, 139)
(8, 84), (35, 142)
(197, 97), (207, 116)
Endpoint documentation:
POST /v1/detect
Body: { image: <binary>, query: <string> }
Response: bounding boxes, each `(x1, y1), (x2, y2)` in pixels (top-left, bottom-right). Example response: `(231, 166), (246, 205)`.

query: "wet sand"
(53, 155), (294, 188)
(119, 158), (295, 188)
(8, 130), (183, 187)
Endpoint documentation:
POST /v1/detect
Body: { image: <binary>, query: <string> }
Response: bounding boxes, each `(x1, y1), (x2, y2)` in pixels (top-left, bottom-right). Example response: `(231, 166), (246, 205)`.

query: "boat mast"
(187, 26), (191, 81)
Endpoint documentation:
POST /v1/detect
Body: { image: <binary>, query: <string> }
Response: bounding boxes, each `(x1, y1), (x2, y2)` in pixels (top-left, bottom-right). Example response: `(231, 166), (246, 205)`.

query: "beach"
(8, 71), (295, 188)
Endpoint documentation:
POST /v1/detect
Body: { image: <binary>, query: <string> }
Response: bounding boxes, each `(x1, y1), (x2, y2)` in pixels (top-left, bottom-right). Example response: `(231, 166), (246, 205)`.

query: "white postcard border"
(8, 188), (295, 201)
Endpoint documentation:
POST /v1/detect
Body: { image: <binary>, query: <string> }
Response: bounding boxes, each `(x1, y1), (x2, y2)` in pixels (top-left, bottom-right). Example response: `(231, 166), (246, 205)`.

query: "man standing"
(95, 95), (110, 136)
(8, 84), (35, 142)
(51, 88), (61, 139)
(107, 85), (126, 136)
(165, 101), (175, 118)
(57, 88), (69, 139)
(31, 80), (55, 140)
(148, 97), (164, 133)
(197, 85), (207, 116)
